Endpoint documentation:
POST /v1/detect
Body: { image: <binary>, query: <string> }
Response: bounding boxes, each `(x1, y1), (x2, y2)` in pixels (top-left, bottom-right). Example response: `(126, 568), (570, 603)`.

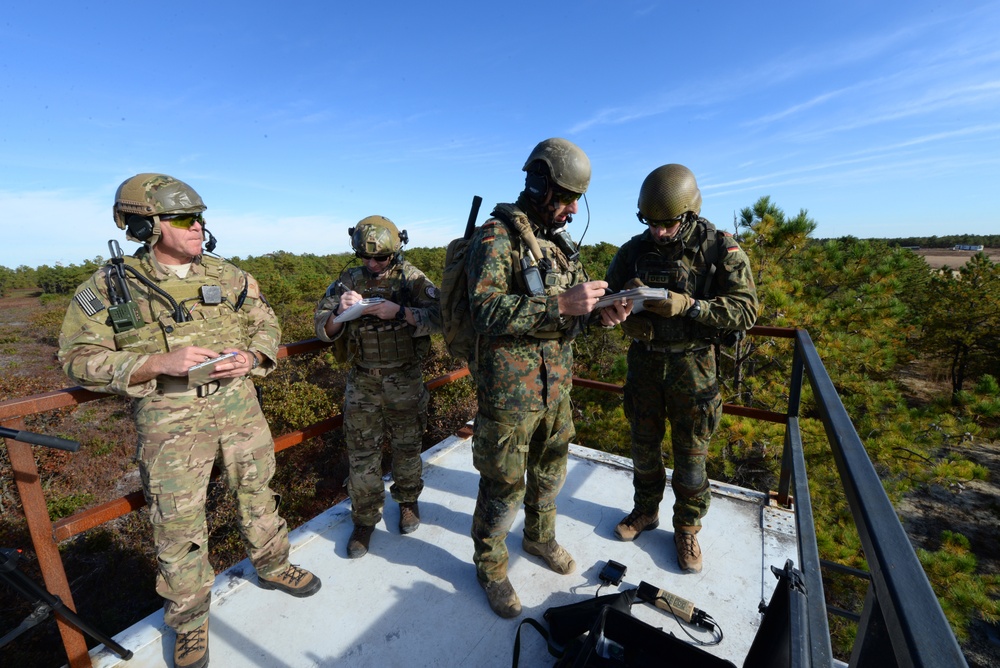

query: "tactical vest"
(630, 219), (723, 344)
(110, 255), (248, 354)
(491, 204), (587, 339)
(342, 265), (426, 365)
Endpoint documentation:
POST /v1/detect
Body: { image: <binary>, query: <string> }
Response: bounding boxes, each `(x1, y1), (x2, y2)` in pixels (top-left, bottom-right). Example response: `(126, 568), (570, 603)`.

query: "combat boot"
(174, 619), (209, 668)
(614, 508), (659, 541)
(258, 564), (322, 597)
(399, 502), (420, 534)
(674, 526), (703, 573)
(478, 576), (522, 618)
(347, 524), (374, 558)
(522, 537), (576, 574)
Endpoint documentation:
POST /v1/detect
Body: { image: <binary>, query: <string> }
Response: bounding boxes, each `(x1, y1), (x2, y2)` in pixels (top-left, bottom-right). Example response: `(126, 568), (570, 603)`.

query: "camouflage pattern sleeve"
(235, 267), (281, 375)
(313, 271), (353, 343)
(402, 262), (441, 337)
(466, 219), (562, 336)
(694, 234), (759, 331)
(57, 269), (158, 398)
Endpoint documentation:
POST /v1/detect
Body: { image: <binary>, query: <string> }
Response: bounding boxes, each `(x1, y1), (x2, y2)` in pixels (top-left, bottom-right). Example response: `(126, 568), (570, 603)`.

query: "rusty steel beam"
(52, 492), (146, 543)
(273, 416), (343, 454)
(3, 417), (92, 668)
(425, 367), (470, 390)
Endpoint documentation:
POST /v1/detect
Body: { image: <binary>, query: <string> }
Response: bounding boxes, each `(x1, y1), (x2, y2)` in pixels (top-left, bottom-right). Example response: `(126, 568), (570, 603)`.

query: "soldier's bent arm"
(58, 273), (158, 398)
(236, 270), (281, 374)
(466, 220), (562, 337)
(404, 265), (442, 337)
(693, 241), (759, 332)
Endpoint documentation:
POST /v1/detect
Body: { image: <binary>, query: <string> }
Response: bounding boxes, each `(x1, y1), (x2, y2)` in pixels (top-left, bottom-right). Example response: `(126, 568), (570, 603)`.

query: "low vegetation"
(1, 204), (999, 666)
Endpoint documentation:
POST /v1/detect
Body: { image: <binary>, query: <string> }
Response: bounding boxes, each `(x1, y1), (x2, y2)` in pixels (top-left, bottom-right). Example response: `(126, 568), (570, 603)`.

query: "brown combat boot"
(614, 508), (660, 541)
(347, 524), (375, 558)
(522, 537), (576, 574)
(174, 619), (209, 668)
(399, 502), (420, 534)
(478, 576), (522, 618)
(258, 563), (322, 597)
(674, 526), (703, 573)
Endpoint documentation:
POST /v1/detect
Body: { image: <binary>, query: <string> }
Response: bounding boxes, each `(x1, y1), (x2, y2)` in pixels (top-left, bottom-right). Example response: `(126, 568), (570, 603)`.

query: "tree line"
(3, 196), (999, 649)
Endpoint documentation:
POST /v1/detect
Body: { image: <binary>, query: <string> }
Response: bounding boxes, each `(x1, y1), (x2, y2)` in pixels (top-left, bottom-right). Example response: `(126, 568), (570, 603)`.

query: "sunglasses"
(554, 189), (583, 205)
(162, 213), (205, 229)
(358, 253), (392, 262)
(637, 213), (685, 228)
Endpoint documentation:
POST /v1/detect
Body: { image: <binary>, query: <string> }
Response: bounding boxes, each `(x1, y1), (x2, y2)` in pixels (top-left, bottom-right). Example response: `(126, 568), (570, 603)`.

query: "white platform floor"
(88, 433), (797, 668)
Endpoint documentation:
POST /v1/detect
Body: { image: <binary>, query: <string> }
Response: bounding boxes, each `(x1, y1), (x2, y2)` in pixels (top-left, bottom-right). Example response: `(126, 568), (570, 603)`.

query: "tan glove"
(644, 290), (693, 318)
(624, 277), (646, 290)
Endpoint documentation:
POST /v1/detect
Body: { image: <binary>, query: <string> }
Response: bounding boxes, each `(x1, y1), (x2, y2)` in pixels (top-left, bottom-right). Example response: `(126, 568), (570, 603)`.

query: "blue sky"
(2, 1), (998, 269)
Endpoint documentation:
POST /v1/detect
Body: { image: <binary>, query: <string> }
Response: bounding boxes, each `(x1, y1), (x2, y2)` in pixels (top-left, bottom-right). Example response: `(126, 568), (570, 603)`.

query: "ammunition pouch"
(355, 318), (416, 364)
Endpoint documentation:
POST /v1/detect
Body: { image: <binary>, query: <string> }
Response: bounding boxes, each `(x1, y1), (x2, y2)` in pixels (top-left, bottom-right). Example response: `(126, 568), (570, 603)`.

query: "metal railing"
(0, 328), (967, 667)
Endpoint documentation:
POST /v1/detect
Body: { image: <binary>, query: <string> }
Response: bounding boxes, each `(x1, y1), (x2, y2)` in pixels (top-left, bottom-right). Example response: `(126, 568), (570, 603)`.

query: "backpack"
(440, 196), (484, 372)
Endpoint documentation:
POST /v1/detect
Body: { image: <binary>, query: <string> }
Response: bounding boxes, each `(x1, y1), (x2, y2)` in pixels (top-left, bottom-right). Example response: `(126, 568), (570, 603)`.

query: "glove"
(644, 290), (693, 318)
(623, 277), (646, 290)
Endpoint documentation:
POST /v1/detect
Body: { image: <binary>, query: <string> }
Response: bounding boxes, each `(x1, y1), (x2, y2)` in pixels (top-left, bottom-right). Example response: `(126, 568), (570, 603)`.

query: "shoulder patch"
(425, 285), (439, 299)
(74, 287), (105, 316)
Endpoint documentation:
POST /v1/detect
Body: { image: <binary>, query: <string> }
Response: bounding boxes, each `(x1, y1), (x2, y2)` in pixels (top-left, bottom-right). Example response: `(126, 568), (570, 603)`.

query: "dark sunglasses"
(554, 189), (583, 205)
(636, 212), (685, 228)
(358, 252), (392, 262)
(162, 213), (205, 229)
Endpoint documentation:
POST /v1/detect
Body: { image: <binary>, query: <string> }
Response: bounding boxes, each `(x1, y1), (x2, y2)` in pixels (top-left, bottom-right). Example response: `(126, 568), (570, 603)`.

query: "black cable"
(120, 264), (189, 322)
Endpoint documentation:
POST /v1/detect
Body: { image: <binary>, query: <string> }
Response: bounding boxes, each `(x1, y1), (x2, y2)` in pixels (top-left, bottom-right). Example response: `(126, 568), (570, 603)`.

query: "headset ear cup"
(126, 215), (154, 241)
(525, 171), (548, 198)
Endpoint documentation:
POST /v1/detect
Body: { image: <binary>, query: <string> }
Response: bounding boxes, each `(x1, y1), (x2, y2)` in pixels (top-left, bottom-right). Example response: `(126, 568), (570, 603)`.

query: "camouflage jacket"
(313, 260), (441, 365)
(466, 201), (588, 411)
(605, 219), (758, 345)
(58, 247), (280, 398)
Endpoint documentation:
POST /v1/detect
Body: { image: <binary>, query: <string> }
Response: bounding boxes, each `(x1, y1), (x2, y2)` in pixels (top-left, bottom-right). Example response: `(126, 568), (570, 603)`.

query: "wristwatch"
(250, 352), (260, 370)
(686, 300), (702, 319)
(396, 303), (406, 321)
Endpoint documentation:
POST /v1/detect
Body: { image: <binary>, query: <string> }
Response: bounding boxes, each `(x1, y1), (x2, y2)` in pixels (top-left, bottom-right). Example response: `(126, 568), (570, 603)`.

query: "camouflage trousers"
(622, 344), (722, 528)
(470, 394), (574, 583)
(135, 377), (290, 633)
(343, 363), (428, 526)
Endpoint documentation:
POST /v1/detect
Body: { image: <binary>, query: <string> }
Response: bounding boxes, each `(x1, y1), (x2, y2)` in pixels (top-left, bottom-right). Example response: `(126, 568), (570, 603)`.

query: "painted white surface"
(87, 436), (797, 667)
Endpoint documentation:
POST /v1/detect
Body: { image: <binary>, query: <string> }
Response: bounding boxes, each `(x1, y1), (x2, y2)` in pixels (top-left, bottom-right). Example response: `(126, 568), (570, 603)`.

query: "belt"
(157, 376), (233, 397)
(637, 341), (711, 355)
(355, 366), (387, 377)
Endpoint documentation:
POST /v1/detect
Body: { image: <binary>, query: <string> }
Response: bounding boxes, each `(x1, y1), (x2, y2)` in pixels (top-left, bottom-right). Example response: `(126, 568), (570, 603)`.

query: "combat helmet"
(523, 138), (591, 196)
(350, 215), (406, 258)
(637, 164), (702, 224)
(113, 173), (206, 243)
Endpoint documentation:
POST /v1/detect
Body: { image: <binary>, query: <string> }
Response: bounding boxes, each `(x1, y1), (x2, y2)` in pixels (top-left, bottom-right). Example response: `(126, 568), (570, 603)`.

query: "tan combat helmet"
(522, 138), (591, 195)
(350, 215), (405, 258)
(637, 164), (702, 224)
(113, 173), (207, 244)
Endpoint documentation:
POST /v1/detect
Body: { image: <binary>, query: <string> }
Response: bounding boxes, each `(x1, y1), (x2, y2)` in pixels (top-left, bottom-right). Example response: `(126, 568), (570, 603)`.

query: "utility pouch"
(621, 316), (654, 342)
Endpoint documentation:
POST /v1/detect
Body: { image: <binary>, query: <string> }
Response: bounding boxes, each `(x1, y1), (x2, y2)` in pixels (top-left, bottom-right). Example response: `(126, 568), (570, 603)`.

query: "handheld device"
(599, 559), (627, 586)
(187, 352), (239, 388)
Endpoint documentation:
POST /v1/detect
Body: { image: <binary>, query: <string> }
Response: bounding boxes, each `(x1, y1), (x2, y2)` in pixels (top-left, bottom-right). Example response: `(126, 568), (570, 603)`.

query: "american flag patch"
(75, 288), (105, 316)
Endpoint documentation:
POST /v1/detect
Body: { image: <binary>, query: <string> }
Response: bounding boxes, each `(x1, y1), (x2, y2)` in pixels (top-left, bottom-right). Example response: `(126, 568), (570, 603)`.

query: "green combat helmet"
(637, 164), (702, 224)
(523, 138), (591, 195)
(350, 215), (406, 258)
(113, 173), (207, 244)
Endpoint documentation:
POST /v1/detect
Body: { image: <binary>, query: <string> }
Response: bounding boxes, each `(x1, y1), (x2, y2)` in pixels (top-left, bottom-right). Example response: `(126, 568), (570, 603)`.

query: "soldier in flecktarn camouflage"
(58, 174), (320, 668)
(602, 164), (758, 575)
(314, 216), (441, 560)
(466, 139), (628, 618)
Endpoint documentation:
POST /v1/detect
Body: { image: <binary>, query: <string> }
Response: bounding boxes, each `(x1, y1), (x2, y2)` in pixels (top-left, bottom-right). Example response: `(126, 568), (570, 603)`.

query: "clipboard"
(595, 287), (671, 311)
(333, 297), (385, 323)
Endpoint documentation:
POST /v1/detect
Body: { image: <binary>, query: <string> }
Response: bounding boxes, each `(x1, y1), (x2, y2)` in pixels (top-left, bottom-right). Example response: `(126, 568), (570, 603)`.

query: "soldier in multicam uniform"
(314, 216), (441, 559)
(602, 164), (758, 574)
(466, 138), (627, 618)
(58, 174), (321, 668)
